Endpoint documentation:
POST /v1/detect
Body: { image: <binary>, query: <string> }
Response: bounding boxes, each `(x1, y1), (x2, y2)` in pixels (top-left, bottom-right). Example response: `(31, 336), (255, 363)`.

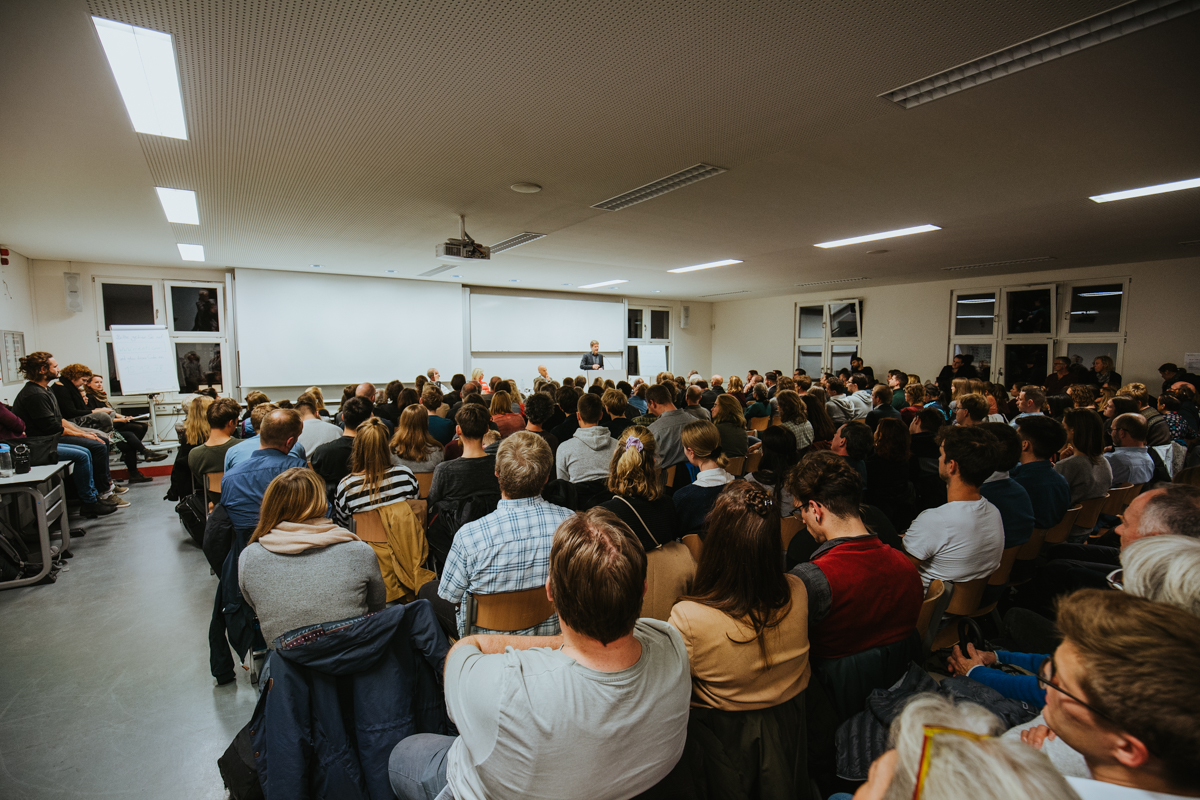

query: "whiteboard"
(470, 293), (624, 352)
(234, 269), (465, 388)
(110, 325), (179, 395)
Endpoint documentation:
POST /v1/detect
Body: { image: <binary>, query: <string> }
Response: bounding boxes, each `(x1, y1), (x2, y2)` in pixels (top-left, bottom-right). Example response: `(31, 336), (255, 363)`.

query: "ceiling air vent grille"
(490, 232), (546, 253)
(881, 0), (1200, 109)
(700, 290), (748, 297)
(794, 277), (867, 288)
(592, 164), (726, 211)
(417, 264), (457, 277)
(942, 256), (1053, 272)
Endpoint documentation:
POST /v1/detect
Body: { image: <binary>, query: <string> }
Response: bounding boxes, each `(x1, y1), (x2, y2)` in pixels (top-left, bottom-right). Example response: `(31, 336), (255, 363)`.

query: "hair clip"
(624, 435), (644, 453)
(745, 488), (775, 517)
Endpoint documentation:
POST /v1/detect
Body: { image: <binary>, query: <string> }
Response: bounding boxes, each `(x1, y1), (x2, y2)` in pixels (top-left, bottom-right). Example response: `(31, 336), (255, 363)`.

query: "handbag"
(14, 435), (60, 470)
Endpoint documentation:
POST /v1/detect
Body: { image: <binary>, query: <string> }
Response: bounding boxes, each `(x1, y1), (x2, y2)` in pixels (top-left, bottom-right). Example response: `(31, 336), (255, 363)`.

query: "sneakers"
(127, 472), (153, 484)
(102, 494), (130, 508)
(80, 501), (118, 518)
(143, 451), (169, 462)
(108, 484), (129, 495)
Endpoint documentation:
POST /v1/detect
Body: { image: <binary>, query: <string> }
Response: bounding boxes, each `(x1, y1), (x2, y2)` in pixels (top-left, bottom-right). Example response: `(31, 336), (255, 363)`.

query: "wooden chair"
(1039, 504), (1083, 547)
(204, 471), (224, 516)
(780, 516), (804, 551)
(352, 509), (387, 542)
(916, 580), (954, 657)
(1102, 483), (1135, 516)
(743, 451), (763, 475)
(725, 456), (746, 476)
(1174, 465), (1200, 488)
(931, 576), (988, 650)
(1074, 493), (1109, 532)
(749, 416), (770, 432)
(681, 533), (703, 562)
(663, 464), (677, 489)
(415, 471), (435, 498)
(969, 547), (1021, 624)
(769, 414), (782, 427)
(464, 586), (554, 635)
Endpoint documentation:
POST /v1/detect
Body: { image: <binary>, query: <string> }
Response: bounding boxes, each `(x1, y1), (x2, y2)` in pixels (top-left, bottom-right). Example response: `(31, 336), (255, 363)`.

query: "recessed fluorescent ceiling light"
(1089, 177), (1200, 203)
(490, 232), (546, 254)
(177, 243), (204, 261)
(154, 187), (198, 224)
(592, 164), (726, 211)
(578, 279), (628, 289)
(92, 17), (187, 140)
(668, 259), (742, 274)
(815, 225), (940, 248)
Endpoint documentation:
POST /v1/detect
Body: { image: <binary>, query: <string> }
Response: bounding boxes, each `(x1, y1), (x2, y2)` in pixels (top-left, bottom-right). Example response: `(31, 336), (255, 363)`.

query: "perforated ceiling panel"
(2, 0), (1197, 299)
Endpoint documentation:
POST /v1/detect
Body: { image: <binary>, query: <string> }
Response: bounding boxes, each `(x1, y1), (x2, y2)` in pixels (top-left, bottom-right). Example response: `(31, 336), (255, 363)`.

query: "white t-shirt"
(297, 417), (342, 455)
(1067, 777), (1193, 800)
(444, 619), (692, 800)
(903, 498), (1004, 588)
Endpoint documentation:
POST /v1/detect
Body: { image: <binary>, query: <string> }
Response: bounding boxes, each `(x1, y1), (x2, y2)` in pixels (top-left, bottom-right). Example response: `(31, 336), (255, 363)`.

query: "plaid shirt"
(439, 495), (575, 637)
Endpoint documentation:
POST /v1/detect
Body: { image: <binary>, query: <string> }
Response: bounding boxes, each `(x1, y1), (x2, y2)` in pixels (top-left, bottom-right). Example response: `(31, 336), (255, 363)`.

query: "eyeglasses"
(1035, 655), (1116, 724)
(1106, 568), (1125, 591)
(912, 725), (991, 799)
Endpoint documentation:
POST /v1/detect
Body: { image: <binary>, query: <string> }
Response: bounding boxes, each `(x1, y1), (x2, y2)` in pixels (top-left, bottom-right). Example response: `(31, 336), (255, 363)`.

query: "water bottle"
(0, 443), (12, 478)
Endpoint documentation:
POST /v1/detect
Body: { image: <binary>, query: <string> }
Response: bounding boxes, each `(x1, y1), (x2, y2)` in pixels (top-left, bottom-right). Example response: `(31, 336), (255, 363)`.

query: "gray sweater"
(556, 425), (619, 482)
(238, 540), (386, 647)
(1053, 454), (1113, 505)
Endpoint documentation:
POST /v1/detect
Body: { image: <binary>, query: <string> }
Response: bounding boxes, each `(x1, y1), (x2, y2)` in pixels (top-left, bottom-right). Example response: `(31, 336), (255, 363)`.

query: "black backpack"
(426, 490), (500, 574)
(175, 493), (207, 546)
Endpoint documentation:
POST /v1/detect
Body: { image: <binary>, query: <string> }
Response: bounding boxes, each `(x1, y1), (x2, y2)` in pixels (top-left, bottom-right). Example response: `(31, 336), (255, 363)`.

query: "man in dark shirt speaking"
(580, 340), (604, 371)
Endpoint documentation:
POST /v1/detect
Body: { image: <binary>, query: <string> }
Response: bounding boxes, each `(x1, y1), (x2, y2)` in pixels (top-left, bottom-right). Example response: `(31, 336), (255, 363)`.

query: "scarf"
(85, 385), (109, 405)
(256, 517), (360, 554)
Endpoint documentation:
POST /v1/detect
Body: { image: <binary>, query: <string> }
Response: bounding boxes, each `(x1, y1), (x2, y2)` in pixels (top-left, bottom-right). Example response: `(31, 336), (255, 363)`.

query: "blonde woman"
(390, 405), (445, 473)
(169, 395), (214, 500)
(673, 420), (735, 538)
(332, 418), (418, 527)
(471, 368), (490, 394)
(489, 390), (524, 438)
(726, 374), (746, 406)
(712, 394), (749, 458)
(238, 467), (385, 648)
(306, 386), (330, 418)
(598, 426), (679, 551)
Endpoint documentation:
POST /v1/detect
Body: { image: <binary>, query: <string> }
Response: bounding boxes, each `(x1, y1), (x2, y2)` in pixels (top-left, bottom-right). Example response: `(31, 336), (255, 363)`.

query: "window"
(793, 300), (862, 377)
(1057, 279), (1129, 379)
(627, 304), (671, 380)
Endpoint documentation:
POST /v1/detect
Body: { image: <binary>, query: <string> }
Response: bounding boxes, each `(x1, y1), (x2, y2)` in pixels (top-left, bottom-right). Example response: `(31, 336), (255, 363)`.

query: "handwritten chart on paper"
(110, 325), (179, 395)
(2, 330), (26, 384)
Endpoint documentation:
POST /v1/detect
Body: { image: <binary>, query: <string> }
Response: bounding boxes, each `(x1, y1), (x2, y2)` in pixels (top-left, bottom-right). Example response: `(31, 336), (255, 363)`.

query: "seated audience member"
(909, 407), (947, 510)
(1025, 590), (1200, 799)
(976, 423), (1036, 550)
(745, 425), (799, 514)
(599, 426), (681, 551)
(389, 508), (691, 800)
(332, 418), (418, 526)
(669, 480), (810, 710)
(866, 384), (901, 430)
(712, 394), (749, 459)
(556, 392), (619, 483)
(433, 432), (573, 637)
(1067, 383), (1097, 412)
(296, 392), (342, 454)
(887, 370), (909, 410)
(628, 382), (650, 417)
(51, 363), (113, 433)
(672, 420), (735, 538)
(13, 352), (121, 516)
(303, 386), (330, 418)
(1117, 382), (1171, 446)
(240, 390), (271, 434)
(548, 385), (581, 444)
(1043, 357), (1075, 395)
(682, 385), (711, 421)
(802, 393), (837, 449)
(744, 383), (772, 425)
(850, 694), (1081, 800)
(374, 380), (403, 427)
(421, 387), (455, 446)
(865, 417), (917, 531)
(775, 389), (814, 455)
(723, 375), (745, 407)
(443, 373), (465, 408)
(902, 426), (1005, 588)
(1158, 393), (1197, 443)
(1010, 416), (1071, 530)
(1046, 393), (1074, 422)
(700, 375), (724, 411)
(470, 368), (488, 393)
(847, 374), (873, 419)
(390, 405), (445, 474)
(448, 380), (477, 421)
(1091, 355), (1122, 392)
(82, 372), (165, 479)
(310, 396), (373, 495)
(238, 467), (385, 648)
(1104, 413), (1155, 486)
(647, 383), (692, 470)
(602, 387), (632, 439)
(788, 452), (923, 661)
(225, 403), (307, 471)
(954, 392), (989, 427)
(832, 421), (873, 487)
(488, 390), (523, 439)
(824, 378), (855, 425)
(900, 383), (926, 426)
(1010, 385), (1046, 426)
(1055, 408), (1113, 504)
(425, 404), (501, 559)
(169, 396), (213, 501)
(522, 391), (561, 457)
(1101, 394), (1138, 444)
(355, 381), (378, 405)
(189, 397), (242, 495)
(0, 398), (24, 444)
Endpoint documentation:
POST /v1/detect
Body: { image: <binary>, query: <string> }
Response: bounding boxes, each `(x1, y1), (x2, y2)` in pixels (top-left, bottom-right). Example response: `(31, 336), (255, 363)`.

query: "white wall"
(0, 248), (36, 403)
(711, 256), (1200, 390)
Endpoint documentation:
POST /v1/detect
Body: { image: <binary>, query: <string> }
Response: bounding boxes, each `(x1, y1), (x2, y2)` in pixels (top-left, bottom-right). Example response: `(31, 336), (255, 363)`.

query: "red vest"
(810, 537), (923, 660)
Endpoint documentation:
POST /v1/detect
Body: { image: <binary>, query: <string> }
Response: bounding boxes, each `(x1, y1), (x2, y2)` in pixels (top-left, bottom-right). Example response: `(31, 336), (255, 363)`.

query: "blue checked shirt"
(438, 495), (575, 637)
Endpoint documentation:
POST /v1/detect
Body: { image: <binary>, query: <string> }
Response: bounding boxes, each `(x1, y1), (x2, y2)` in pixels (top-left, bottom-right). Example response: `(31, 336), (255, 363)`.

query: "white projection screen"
(469, 292), (624, 352)
(234, 269), (464, 388)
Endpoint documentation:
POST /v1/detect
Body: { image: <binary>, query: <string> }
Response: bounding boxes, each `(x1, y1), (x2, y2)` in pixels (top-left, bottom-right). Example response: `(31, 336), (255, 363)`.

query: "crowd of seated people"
(13, 354), (1200, 799)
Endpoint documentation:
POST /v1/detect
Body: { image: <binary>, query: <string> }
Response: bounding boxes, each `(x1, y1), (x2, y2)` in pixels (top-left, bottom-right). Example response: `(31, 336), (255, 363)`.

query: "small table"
(0, 462), (72, 589)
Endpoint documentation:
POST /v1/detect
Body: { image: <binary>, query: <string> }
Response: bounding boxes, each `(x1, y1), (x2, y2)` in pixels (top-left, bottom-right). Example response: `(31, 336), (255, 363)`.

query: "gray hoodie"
(556, 425), (619, 482)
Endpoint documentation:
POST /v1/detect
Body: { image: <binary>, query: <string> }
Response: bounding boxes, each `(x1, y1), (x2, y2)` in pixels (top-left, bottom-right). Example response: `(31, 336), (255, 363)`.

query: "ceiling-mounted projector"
(436, 215), (490, 263)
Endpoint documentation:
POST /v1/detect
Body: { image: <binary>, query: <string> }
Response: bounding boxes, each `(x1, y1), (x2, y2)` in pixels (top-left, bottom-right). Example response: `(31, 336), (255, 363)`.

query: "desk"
(0, 463), (72, 589)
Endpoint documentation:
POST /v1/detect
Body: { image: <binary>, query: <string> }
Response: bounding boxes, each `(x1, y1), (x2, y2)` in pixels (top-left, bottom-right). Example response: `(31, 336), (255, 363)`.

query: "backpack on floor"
(0, 532), (30, 582)
(217, 721), (264, 800)
(175, 492), (207, 547)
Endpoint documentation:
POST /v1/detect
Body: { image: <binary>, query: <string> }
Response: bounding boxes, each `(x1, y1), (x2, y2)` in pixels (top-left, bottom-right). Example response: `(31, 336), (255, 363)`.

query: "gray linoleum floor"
(0, 475), (257, 799)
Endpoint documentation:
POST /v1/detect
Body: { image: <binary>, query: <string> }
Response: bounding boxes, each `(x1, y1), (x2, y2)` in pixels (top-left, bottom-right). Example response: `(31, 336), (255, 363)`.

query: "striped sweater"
(332, 466), (419, 527)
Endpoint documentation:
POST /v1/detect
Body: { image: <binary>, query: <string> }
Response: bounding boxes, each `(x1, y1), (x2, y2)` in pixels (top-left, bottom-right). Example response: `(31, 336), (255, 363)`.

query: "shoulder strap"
(613, 495), (660, 549)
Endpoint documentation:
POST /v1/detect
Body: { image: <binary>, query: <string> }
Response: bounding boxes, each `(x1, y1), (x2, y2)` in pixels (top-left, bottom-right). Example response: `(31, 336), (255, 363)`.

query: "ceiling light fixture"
(1089, 176), (1200, 203)
(956, 315), (993, 319)
(957, 298), (995, 304)
(668, 258), (743, 274)
(385, 270), (397, 274)
(509, 279), (520, 283)
(310, 264), (322, 269)
(451, 275), (462, 278)
(815, 225), (940, 248)
(1077, 290), (1123, 297)
(794, 277), (867, 288)
(417, 264), (456, 278)
(700, 290), (749, 297)
(177, 243), (204, 261)
(91, 17), (187, 139)
(941, 256), (1053, 271)
(490, 232), (546, 253)
(154, 187), (198, 224)
(592, 164), (726, 211)
(510, 183), (542, 193)
(578, 279), (628, 289)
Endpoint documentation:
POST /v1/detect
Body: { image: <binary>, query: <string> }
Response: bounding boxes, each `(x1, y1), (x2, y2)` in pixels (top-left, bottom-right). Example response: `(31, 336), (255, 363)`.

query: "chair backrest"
(916, 580), (953, 645)
(770, 414), (782, 427)
(943, 576), (987, 616)
(743, 450), (763, 474)
(1102, 483), (1134, 515)
(1174, 465), (1200, 488)
(465, 586), (554, 633)
(642, 541), (697, 621)
(987, 546), (1021, 586)
(207, 471), (223, 493)
(415, 471), (434, 498)
(352, 509), (387, 543)
(681, 533), (703, 562)
(749, 416), (769, 432)
(1041, 504), (1082, 546)
(1017, 528), (1047, 561)
(663, 464), (677, 488)
(780, 516), (803, 551)
(725, 456), (746, 476)
(1075, 493), (1109, 530)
